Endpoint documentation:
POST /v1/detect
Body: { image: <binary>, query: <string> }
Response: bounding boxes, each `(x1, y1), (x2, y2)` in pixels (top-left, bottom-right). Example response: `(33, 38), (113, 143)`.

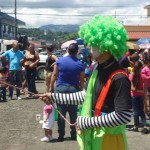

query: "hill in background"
(39, 24), (79, 32)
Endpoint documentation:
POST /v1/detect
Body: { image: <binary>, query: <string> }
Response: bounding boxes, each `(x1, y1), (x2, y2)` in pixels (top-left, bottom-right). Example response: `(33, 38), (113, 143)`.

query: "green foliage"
(18, 28), (79, 45)
(63, 32), (79, 42)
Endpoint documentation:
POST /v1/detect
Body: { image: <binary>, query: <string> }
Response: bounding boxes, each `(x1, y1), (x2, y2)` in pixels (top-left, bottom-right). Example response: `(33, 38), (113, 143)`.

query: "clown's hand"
(39, 93), (51, 102)
(74, 121), (82, 135)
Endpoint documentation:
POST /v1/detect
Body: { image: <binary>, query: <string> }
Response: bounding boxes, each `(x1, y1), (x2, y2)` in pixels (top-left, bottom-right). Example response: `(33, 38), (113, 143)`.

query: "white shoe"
(25, 94), (32, 98)
(25, 94), (29, 98)
(7, 97), (12, 100)
(17, 96), (22, 100)
(40, 137), (50, 142)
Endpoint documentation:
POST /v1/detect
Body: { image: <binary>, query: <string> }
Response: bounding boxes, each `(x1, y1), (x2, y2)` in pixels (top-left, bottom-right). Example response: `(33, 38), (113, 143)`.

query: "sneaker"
(7, 97), (12, 100)
(141, 127), (149, 134)
(25, 94), (32, 98)
(35, 90), (38, 94)
(25, 94), (29, 98)
(71, 136), (77, 141)
(128, 126), (138, 132)
(49, 136), (53, 141)
(40, 137), (50, 142)
(57, 137), (64, 142)
(2, 99), (7, 102)
(17, 96), (22, 100)
(32, 95), (38, 99)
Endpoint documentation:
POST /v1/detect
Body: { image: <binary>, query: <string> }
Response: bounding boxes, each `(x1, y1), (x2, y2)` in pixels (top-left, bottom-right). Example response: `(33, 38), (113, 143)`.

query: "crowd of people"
(120, 48), (150, 133)
(0, 16), (150, 150)
(0, 41), (40, 101)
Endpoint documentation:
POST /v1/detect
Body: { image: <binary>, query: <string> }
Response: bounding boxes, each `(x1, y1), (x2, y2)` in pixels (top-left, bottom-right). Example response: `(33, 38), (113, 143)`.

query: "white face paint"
(91, 47), (100, 59)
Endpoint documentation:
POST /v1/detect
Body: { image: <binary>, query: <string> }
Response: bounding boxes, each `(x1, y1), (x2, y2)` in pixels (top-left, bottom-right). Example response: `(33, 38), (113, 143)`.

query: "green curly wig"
(79, 15), (129, 58)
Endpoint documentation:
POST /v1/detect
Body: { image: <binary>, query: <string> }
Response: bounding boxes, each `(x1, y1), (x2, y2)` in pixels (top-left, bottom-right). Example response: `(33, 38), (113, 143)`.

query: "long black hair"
(143, 51), (150, 64)
(46, 44), (55, 52)
(132, 61), (143, 90)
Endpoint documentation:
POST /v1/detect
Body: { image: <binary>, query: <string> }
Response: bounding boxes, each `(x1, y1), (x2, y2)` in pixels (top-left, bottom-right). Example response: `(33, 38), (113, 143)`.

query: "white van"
(0, 39), (17, 53)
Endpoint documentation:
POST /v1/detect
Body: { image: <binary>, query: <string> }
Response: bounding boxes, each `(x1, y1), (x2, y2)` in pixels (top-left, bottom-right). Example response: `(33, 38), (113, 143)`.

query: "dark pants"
(147, 87), (150, 96)
(54, 85), (79, 138)
(9, 70), (21, 98)
(0, 87), (6, 101)
(132, 95), (146, 127)
(25, 68), (36, 94)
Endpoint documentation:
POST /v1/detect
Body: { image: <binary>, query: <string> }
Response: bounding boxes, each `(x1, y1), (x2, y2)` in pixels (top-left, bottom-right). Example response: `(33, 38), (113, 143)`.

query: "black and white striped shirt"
(50, 90), (85, 105)
(49, 91), (132, 130)
(77, 110), (132, 130)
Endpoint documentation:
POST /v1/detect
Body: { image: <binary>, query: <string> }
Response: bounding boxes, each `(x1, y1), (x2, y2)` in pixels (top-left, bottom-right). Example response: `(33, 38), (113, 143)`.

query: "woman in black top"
(44, 45), (58, 92)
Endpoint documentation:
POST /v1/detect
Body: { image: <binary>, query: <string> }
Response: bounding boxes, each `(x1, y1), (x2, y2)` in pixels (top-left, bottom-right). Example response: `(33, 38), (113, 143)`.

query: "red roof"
(127, 32), (150, 40)
(124, 26), (150, 40)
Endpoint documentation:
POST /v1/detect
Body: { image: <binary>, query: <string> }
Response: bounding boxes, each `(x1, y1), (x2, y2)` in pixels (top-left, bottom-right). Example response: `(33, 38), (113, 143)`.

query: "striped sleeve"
(50, 90), (86, 105)
(77, 109), (132, 130)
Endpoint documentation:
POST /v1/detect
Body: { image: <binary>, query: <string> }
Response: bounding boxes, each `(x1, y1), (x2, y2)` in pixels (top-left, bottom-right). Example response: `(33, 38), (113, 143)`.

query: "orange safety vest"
(94, 69), (128, 116)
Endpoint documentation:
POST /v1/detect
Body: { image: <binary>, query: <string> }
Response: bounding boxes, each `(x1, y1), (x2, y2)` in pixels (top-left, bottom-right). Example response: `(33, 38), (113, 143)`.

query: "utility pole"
(14, 0), (17, 39)
(114, 9), (116, 18)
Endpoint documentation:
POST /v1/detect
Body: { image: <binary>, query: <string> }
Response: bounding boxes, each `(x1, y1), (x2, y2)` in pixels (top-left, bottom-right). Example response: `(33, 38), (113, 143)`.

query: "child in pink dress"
(40, 98), (54, 142)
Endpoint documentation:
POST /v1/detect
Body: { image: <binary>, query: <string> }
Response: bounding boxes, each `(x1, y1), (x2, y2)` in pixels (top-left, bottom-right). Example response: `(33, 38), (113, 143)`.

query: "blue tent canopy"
(76, 38), (84, 45)
(136, 38), (150, 45)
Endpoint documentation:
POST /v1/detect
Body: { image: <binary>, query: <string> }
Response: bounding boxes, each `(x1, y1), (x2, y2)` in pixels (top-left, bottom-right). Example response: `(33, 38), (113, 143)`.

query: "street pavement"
(0, 80), (150, 150)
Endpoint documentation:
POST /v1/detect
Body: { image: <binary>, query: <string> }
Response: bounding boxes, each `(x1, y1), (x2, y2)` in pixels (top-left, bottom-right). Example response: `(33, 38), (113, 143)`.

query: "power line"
(0, 5), (146, 8)
(4, 12), (147, 17)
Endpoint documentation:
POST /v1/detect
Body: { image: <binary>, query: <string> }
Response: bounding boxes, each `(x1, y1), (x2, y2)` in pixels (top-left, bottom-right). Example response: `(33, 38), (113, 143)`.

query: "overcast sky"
(0, 0), (150, 28)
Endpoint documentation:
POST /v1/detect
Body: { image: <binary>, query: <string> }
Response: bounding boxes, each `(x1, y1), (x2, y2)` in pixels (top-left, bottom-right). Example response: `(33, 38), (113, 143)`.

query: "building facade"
(0, 11), (25, 39)
(124, 4), (150, 42)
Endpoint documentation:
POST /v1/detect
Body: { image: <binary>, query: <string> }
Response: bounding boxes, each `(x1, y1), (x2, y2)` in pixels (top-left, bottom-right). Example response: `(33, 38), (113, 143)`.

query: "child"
(83, 54), (93, 81)
(40, 98), (54, 142)
(0, 58), (6, 102)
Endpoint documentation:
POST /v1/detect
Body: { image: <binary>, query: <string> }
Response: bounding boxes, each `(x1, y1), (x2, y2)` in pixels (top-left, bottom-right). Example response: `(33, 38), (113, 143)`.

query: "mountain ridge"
(39, 24), (80, 32)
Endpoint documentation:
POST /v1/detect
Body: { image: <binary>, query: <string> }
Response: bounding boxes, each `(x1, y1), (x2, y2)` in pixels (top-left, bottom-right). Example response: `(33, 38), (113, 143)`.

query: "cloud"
(0, 0), (149, 27)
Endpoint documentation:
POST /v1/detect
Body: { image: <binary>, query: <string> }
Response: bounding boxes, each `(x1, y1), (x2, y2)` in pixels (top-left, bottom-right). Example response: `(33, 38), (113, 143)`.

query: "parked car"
(36, 51), (47, 80)
(0, 39), (17, 53)
(36, 50), (83, 80)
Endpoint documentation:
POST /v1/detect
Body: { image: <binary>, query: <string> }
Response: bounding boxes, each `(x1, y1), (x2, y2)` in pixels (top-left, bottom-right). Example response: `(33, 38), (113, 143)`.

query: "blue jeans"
(9, 70), (22, 98)
(25, 68), (36, 94)
(54, 85), (79, 138)
(132, 96), (146, 127)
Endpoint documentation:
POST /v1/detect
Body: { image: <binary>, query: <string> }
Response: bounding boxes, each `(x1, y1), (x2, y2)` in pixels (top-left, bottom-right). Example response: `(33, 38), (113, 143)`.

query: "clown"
(40, 15), (132, 150)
